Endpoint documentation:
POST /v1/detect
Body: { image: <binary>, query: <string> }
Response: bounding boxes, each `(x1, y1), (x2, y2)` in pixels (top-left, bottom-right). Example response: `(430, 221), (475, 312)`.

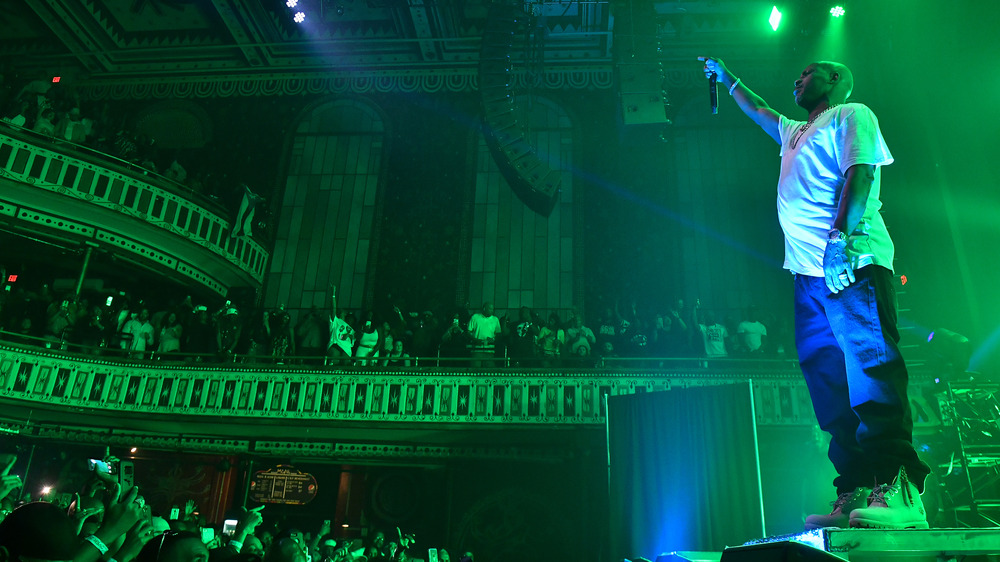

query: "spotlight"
(769, 6), (783, 31)
(830, 5), (845, 17)
(41, 486), (52, 495)
(130, 447), (137, 453)
(285, 0), (297, 7)
(293, 11), (305, 23)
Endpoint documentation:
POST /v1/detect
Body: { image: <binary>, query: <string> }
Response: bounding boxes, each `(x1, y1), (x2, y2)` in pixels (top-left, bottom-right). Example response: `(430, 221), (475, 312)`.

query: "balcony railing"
(0, 342), (945, 460)
(0, 123), (268, 295)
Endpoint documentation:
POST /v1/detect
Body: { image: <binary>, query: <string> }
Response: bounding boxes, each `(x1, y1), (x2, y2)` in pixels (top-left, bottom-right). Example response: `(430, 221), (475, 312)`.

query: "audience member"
(383, 339), (411, 367)
(32, 108), (56, 135)
(122, 309), (155, 359)
(564, 315), (596, 360)
(536, 312), (564, 367)
(355, 313), (380, 366)
(54, 106), (88, 143)
(295, 306), (325, 363)
(410, 311), (439, 359)
(439, 313), (469, 365)
(266, 305), (295, 363)
(158, 312), (183, 355)
(595, 307), (621, 357)
(467, 302), (501, 368)
(327, 286), (355, 365)
(694, 305), (729, 359)
(507, 307), (539, 368)
(736, 306), (768, 355)
(217, 307), (243, 361)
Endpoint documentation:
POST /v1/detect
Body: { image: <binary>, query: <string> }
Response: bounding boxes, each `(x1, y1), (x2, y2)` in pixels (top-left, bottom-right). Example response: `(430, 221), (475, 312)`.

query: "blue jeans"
(794, 265), (929, 493)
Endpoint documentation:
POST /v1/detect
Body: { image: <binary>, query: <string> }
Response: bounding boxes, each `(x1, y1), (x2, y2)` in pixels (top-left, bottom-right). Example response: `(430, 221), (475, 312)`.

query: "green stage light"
(830, 5), (845, 17)
(769, 6), (783, 31)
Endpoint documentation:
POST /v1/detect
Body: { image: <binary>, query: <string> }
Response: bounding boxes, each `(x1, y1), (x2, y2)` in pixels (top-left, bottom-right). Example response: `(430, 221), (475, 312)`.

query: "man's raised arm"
(698, 56), (782, 144)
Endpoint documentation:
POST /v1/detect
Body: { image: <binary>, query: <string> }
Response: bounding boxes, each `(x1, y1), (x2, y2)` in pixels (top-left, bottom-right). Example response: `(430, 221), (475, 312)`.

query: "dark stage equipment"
(478, 4), (561, 217)
(719, 541), (841, 562)
(613, 0), (668, 125)
(654, 553), (724, 562)
(728, 528), (1000, 561)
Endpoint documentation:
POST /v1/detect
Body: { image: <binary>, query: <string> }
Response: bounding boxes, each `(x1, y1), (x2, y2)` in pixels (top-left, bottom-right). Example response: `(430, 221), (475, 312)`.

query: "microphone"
(709, 72), (718, 114)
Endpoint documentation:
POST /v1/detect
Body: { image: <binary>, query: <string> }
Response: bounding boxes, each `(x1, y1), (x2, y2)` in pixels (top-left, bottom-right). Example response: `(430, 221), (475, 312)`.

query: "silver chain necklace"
(790, 104), (839, 149)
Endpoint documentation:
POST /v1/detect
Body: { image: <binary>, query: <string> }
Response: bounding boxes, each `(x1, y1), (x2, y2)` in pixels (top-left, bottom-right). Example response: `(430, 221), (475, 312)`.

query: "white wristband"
(229, 540), (243, 552)
(84, 535), (109, 555)
(728, 77), (741, 95)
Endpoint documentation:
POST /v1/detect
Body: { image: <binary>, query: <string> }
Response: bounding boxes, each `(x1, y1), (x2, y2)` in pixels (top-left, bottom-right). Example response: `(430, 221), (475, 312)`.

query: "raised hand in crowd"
(0, 454), (21, 502)
(69, 492), (106, 536)
(111, 518), (156, 562)
(232, 505), (265, 550)
(72, 484), (146, 562)
(183, 498), (198, 522)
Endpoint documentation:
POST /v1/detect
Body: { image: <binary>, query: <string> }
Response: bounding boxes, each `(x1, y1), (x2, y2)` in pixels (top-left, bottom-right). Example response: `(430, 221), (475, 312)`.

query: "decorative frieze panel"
(0, 345), (944, 460)
(76, 68), (616, 100)
(0, 344), (820, 428)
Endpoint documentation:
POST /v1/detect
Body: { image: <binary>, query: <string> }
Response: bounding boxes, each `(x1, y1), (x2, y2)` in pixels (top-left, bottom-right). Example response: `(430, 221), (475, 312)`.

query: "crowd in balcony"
(3, 80), (160, 173)
(0, 450), (469, 562)
(0, 76), (259, 226)
(0, 271), (794, 367)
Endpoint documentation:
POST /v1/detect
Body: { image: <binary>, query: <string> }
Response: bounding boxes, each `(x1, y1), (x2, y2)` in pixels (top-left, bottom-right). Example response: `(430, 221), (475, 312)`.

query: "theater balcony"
(0, 122), (268, 298)
(0, 341), (943, 466)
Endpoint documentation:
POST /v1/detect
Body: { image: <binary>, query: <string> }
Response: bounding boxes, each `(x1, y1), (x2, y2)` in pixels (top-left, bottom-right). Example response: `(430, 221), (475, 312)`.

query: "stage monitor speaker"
(720, 542), (842, 562)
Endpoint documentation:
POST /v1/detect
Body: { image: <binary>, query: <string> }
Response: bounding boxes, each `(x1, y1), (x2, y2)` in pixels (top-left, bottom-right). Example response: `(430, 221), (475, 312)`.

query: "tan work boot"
(849, 467), (929, 529)
(804, 487), (872, 529)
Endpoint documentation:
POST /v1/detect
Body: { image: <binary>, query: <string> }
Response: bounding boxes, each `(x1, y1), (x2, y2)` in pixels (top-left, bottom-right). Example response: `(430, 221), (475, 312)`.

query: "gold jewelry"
(790, 104), (839, 149)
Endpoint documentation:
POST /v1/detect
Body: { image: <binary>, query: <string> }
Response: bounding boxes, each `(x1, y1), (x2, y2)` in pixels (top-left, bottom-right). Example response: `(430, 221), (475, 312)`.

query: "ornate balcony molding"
(0, 344), (819, 427)
(75, 67), (615, 100)
(0, 126), (268, 295)
(0, 344), (943, 460)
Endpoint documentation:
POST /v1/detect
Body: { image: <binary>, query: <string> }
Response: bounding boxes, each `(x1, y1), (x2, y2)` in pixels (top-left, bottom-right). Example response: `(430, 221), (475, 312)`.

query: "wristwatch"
(827, 228), (848, 244)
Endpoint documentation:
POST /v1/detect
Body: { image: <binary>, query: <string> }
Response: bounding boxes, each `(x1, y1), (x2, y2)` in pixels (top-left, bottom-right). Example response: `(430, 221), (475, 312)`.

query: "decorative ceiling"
(0, 1), (773, 82)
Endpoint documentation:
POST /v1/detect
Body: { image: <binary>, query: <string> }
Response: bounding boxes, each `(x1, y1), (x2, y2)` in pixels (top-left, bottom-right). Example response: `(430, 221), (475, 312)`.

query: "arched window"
(467, 95), (577, 318)
(266, 98), (386, 315)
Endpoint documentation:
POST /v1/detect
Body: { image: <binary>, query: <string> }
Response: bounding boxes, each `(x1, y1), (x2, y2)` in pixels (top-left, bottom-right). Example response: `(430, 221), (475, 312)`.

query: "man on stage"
(697, 56), (930, 529)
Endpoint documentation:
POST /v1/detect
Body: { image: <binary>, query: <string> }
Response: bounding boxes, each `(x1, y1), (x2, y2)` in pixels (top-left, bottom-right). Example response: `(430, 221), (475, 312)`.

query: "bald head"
(264, 538), (307, 562)
(815, 61), (854, 102)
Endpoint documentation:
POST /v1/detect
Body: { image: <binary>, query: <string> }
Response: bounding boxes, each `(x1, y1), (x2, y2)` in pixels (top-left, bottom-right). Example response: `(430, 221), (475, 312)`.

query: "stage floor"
(730, 527), (1000, 561)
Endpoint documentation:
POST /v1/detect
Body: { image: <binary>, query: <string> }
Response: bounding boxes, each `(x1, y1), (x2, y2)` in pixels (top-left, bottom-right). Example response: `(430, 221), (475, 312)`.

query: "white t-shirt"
(122, 319), (154, 351)
(468, 313), (501, 349)
(777, 103), (894, 277)
(699, 323), (729, 357)
(737, 321), (767, 352)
